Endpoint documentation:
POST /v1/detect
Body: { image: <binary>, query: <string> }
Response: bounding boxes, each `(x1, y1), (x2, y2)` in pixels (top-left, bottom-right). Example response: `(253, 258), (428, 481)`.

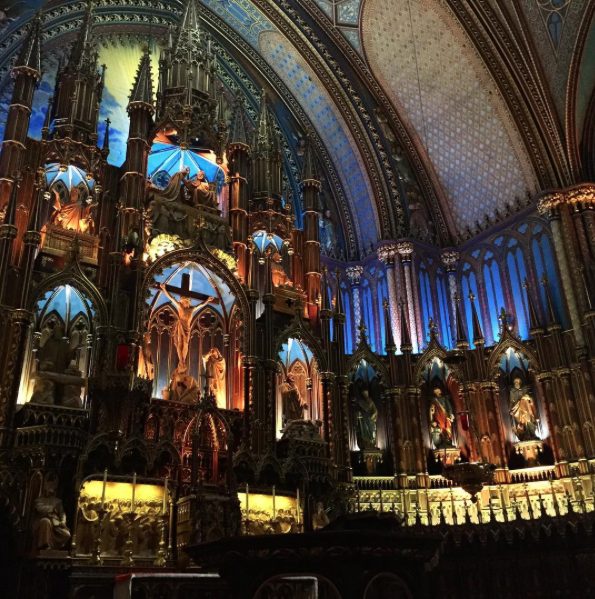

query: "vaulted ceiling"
(0, 0), (593, 257)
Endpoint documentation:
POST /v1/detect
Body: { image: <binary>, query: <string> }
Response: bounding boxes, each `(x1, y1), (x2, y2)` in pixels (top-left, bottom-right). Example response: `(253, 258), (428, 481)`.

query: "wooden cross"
(155, 272), (220, 305)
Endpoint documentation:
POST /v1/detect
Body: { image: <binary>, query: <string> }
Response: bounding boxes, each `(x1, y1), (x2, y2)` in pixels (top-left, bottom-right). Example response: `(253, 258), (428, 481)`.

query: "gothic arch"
(346, 346), (389, 386)
(487, 336), (541, 378)
(275, 320), (328, 373)
(142, 243), (251, 354)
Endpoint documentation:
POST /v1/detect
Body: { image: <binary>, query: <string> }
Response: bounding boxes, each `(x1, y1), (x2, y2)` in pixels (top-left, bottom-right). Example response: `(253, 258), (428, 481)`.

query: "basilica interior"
(0, 0), (594, 597)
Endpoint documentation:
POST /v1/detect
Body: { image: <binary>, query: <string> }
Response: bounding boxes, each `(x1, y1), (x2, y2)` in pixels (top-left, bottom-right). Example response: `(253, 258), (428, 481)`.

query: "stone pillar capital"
(538, 184), (595, 218)
(441, 250), (459, 272)
(377, 243), (399, 265)
(395, 241), (414, 257)
(345, 265), (364, 285)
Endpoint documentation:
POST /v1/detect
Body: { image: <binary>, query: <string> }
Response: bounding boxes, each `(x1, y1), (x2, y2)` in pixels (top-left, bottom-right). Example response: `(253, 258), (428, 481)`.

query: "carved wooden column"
(0, 309), (32, 447)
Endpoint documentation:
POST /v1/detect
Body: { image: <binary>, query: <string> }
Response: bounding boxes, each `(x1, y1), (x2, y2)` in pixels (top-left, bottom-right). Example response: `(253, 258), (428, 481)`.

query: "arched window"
(341, 281), (354, 354)
(531, 225), (568, 329)
(461, 263), (478, 348)
(419, 261), (434, 349)
(483, 251), (506, 345)
(547, 12), (563, 48)
(436, 269), (452, 349)
(506, 239), (529, 340)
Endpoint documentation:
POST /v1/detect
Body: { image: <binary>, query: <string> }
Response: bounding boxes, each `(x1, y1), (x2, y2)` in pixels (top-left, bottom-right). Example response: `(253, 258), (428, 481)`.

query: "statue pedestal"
(360, 449), (383, 475)
(31, 369), (86, 408)
(433, 447), (461, 466)
(514, 440), (542, 466)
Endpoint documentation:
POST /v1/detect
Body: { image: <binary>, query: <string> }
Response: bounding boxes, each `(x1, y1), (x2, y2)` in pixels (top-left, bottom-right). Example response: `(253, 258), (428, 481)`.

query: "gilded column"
(441, 250), (459, 347)
(346, 265), (364, 328)
(538, 195), (586, 348)
(378, 244), (401, 348)
(397, 241), (418, 353)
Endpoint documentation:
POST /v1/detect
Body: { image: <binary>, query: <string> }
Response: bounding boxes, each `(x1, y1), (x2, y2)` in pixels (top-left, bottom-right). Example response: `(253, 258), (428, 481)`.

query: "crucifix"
(158, 272), (219, 370)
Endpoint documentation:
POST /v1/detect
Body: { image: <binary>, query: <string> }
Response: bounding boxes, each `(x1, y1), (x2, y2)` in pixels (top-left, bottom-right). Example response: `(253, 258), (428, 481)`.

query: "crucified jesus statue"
(159, 282), (215, 370)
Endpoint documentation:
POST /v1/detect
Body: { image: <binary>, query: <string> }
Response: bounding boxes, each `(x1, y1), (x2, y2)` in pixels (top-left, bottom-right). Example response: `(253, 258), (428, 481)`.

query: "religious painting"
(276, 338), (322, 438)
(146, 262), (242, 409)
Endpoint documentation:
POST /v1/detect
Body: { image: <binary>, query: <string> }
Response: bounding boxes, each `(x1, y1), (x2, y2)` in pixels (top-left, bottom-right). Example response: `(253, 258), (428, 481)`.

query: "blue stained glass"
(419, 265), (434, 348)
(436, 272), (452, 349)
(341, 284), (354, 354)
(507, 249), (529, 339)
(461, 269), (477, 349)
(362, 280), (375, 352)
(483, 260), (505, 344)
(376, 273), (388, 355)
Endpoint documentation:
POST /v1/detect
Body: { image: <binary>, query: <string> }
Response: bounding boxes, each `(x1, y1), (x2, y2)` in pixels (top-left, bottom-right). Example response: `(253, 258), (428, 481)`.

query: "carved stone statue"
(312, 502), (329, 531)
(147, 169), (187, 203)
(509, 377), (540, 442)
(32, 480), (70, 551)
(38, 323), (73, 374)
(137, 331), (154, 380)
(429, 387), (455, 449)
(184, 168), (217, 210)
(160, 282), (215, 370)
(50, 186), (96, 234)
(30, 376), (55, 405)
(204, 347), (226, 408)
(146, 196), (188, 239)
(170, 367), (200, 403)
(319, 208), (339, 257)
(281, 377), (307, 424)
(355, 389), (378, 450)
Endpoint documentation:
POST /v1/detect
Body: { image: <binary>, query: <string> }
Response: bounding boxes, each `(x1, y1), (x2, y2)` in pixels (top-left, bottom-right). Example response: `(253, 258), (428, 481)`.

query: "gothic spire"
(129, 46), (154, 108)
(102, 118), (110, 152)
(301, 137), (319, 182)
(523, 278), (543, 335)
(15, 11), (42, 75)
(454, 293), (469, 348)
(399, 298), (412, 352)
(229, 98), (248, 146)
(468, 292), (485, 346)
(253, 90), (280, 154)
(67, 1), (96, 74)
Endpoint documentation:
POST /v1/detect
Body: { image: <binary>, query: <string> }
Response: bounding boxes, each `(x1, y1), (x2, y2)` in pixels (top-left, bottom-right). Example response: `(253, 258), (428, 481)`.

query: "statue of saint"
(50, 186), (96, 234)
(281, 377), (307, 424)
(32, 480), (71, 551)
(312, 502), (330, 531)
(355, 389), (378, 450)
(159, 282), (215, 370)
(137, 331), (154, 380)
(204, 347), (226, 408)
(319, 208), (339, 256)
(509, 377), (540, 442)
(428, 387), (455, 449)
(147, 169), (187, 202)
(170, 367), (200, 403)
(38, 323), (73, 374)
(184, 168), (218, 210)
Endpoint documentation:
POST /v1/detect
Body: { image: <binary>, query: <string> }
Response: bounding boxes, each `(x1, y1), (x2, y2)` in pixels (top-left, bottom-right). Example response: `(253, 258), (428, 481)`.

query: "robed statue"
(204, 347), (226, 408)
(281, 377), (307, 424)
(355, 389), (378, 450)
(509, 377), (540, 442)
(32, 480), (70, 551)
(184, 168), (218, 210)
(429, 387), (455, 449)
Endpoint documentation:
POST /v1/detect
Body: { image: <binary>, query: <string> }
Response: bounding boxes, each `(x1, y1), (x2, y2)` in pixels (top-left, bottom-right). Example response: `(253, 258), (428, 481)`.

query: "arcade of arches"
(0, 0), (595, 597)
